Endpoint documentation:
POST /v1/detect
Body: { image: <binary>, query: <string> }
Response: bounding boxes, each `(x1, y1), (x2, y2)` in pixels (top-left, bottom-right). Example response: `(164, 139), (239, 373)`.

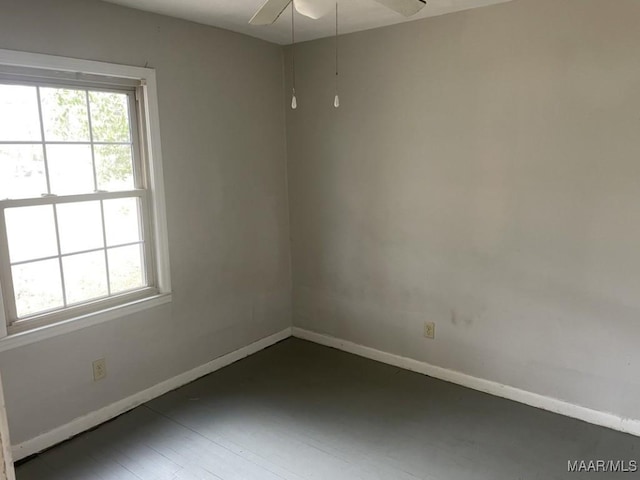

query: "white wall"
(286, 0), (640, 421)
(0, 0), (291, 444)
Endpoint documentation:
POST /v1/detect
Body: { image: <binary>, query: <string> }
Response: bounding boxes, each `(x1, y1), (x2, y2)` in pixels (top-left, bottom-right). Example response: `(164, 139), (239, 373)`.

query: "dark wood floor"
(16, 338), (640, 479)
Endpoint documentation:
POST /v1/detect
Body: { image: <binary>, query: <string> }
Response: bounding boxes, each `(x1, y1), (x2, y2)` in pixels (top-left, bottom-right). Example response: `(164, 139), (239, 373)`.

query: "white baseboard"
(13, 325), (640, 462)
(292, 327), (640, 438)
(12, 327), (292, 461)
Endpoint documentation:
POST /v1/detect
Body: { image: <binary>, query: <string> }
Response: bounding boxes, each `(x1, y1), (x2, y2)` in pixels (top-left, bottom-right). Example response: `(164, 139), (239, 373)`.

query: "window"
(0, 50), (170, 339)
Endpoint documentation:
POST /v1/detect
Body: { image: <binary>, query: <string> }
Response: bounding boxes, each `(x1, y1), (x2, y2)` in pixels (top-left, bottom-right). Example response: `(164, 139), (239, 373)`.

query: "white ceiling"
(102, 0), (513, 45)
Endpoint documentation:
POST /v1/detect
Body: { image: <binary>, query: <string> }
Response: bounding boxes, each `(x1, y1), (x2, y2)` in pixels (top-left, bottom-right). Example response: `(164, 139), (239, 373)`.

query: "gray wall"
(287, 0), (640, 420)
(2, 0), (640, 448)
(0, 0), (291, 444)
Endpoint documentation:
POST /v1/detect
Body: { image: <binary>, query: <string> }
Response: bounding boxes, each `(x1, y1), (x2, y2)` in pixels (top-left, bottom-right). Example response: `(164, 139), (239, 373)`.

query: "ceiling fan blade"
(372, 0), (427, 16)
(249, 0), (292, 25)
(295, 0), (336, 20)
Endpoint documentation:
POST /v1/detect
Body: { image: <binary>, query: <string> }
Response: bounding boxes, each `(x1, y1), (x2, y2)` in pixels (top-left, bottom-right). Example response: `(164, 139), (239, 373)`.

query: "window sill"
(0, 293), (172, 353)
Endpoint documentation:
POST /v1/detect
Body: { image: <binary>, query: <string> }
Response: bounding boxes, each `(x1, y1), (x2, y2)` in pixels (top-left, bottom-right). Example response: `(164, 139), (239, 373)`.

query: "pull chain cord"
(291, 1), (297, 109)
(334, 1), (340, 108)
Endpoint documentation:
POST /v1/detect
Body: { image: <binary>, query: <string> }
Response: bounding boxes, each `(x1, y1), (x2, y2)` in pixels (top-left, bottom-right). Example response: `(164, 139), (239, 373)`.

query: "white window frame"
(0, 49), (171, 351)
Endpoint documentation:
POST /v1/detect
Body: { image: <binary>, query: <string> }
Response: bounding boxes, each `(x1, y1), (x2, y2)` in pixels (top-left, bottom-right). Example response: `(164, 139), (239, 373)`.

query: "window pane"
(108, 244), (144, 294)
(0, 84), (41, 141)
(0, 144), (47, 199)
(103, 197), (141, 246)
(57, 201), (104, 254)
(13, 259), (64, 317)
(95, 144), (134, 191)
(40, 87), (90, 142)
(5, 205), (58, 263)
(47, 144), (94, 194)
(89, 91), (131, 143)
(62, 251), (108, 305)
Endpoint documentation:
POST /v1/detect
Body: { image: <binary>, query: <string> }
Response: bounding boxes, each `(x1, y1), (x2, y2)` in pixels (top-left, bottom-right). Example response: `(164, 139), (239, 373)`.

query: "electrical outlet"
(424, 322), (435, 340)
(93, 358), (107, 381)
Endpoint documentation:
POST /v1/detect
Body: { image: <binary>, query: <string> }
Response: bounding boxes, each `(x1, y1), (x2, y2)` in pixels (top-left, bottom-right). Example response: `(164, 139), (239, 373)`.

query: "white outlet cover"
(424, 322), (435, 339)
(93, 359), (107, 381)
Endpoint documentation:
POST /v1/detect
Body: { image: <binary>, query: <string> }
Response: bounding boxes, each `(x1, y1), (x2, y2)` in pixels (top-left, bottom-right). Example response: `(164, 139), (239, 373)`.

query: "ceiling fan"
(249, 0), (427, 25)
(251, 0), (427, 110)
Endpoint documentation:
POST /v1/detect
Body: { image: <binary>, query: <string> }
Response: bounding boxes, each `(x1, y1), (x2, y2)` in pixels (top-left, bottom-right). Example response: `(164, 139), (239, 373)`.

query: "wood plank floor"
(17, 338), (640, 479)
